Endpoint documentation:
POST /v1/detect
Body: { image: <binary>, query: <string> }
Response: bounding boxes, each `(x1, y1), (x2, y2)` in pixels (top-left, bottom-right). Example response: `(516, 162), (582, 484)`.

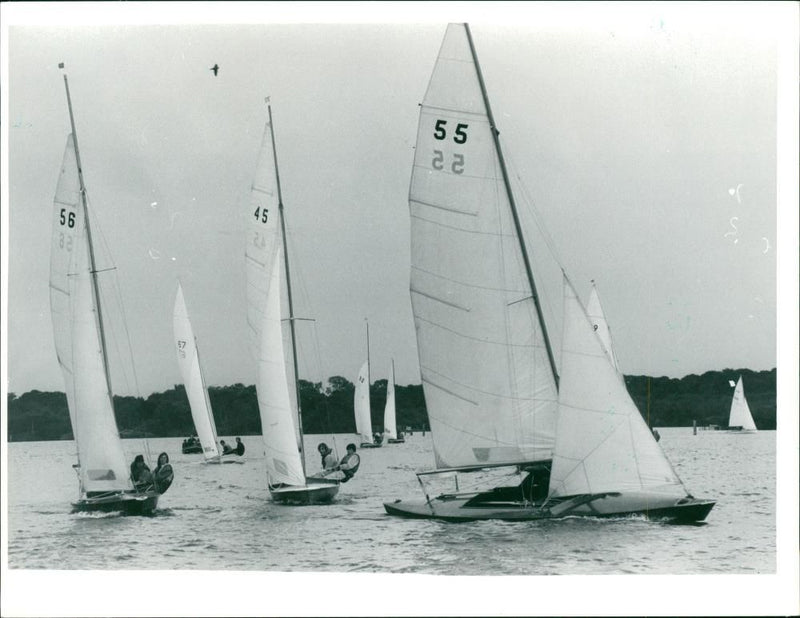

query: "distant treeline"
(7, 368), (775, 442)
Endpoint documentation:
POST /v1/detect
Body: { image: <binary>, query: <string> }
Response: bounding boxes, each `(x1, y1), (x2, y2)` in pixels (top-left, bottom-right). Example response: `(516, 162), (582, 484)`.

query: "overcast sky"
(2, 3), (795, 399)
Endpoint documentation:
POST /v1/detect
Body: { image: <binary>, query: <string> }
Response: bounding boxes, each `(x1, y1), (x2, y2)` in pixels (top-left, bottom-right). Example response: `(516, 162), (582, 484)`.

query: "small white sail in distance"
(728, 376), (758, 432)
(354, 361), (373, 444)
(383, 361), (398, 441)
(172, 282), (221, 461)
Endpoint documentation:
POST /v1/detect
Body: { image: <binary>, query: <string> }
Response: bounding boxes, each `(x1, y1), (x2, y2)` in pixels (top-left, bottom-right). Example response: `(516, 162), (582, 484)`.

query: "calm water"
(6, 428), (775, 574)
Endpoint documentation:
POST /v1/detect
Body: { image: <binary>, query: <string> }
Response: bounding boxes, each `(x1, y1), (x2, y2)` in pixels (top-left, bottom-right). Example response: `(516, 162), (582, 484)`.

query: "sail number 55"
(433, 120), (468, 144)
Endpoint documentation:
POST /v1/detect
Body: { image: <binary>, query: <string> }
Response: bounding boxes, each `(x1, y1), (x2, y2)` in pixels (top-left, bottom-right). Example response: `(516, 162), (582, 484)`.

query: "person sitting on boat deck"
(372, 432), (383, 445)
(333, 443), (360, 483)
(154, 452), (169, 476)
(130, 454), (153, 487)
(235, 437), (245, 456)
(153, 452), (174, 494)
(220, 440), (234, 455)
(318, 442), (338, 471)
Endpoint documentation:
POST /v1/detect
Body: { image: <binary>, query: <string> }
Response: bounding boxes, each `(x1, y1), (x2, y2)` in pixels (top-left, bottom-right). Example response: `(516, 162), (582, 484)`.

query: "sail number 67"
(433, 120), (468, 144)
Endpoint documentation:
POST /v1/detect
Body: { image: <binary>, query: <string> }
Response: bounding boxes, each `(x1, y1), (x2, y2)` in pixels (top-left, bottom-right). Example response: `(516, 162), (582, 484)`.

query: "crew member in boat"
(334, 443), (360, 483)
(153, 452), (174, 494)
(317, 442), (338, 472)
(372, 432), (383, 446)
(130, 454), (153, 487)
(234, 437), (245, 456)
(220, 440), (234, 455)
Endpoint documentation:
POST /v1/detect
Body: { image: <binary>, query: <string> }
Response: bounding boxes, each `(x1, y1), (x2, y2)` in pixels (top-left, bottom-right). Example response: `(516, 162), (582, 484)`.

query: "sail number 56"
(433, 120), (468, 144)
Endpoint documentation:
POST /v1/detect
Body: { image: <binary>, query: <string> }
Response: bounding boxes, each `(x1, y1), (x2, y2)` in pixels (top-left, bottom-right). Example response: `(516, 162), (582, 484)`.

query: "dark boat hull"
(384, 493), (715, 523)
(72, 491), (160, 516)
(359, 442), (382, 449)
(387, 438), (405, 444)
(182, 444), (203, 454)
(269, 478), (340, 504)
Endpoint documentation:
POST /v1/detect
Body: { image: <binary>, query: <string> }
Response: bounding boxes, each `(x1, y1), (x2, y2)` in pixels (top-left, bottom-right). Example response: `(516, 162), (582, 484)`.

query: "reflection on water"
(7, 429), (775, 574)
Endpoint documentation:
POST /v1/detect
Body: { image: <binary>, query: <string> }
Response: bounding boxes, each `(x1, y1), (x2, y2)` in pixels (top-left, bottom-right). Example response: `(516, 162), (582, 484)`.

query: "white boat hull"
(269, 478), (340, 504)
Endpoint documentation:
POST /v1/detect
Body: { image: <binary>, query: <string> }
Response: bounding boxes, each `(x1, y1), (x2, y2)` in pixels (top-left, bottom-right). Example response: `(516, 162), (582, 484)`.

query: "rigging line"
(409, 211), (518, 237)
(422, 365), (556, 404)
(411, 263), (529, 294)
(414, 313), (547, 349)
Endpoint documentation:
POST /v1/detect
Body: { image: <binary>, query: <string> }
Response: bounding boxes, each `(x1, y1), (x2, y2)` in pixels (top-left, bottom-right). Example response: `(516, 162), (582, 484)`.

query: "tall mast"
(60, 64), (117, 408)
(365, 318), (371, 390)
(267, 102), (307, 476)
(462, 24), (560, 389)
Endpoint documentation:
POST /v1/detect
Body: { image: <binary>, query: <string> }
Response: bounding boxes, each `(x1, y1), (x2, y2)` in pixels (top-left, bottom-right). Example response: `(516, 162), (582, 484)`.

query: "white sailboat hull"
(269, 478), (340, 504)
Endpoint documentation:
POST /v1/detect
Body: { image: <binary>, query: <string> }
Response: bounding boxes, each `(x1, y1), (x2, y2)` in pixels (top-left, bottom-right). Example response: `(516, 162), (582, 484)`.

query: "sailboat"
(355, 320), (381, 448)
(726, 376), (758, 432)
(383, 24), (714, 523)
(384, 360), (405, 444)
(245, 101), (339, 504)
(172, 283), (243, 464)
(50, 64), (172, 514)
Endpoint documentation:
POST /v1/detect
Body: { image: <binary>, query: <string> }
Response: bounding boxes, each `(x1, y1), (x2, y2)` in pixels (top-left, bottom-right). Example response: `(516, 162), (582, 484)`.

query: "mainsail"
(548, 277), (685, 499)
(173, 283), (221, 461)
(50, 134), (132, 494)
(354, 361), (373, 444)
(728, 376), (757, 431)
(383, 361), (398, 441)
(408, 22), (558, 469)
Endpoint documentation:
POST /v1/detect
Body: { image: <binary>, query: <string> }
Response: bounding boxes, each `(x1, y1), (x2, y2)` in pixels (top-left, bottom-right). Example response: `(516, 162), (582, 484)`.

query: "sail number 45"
(253, 206), (269, 223)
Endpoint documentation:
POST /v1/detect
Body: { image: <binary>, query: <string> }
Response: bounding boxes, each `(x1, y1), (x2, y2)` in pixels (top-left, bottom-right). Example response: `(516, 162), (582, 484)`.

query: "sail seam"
(409, 197), (477, 217)
(410, 211), (517, 238)
(413, 313), (543, 350)
(420, 103), (487, 118)
(251, 184), (275, 196)
(422, 365), (555, 403)
(411, 264), (528, 295)
(245, 253), (268, 269)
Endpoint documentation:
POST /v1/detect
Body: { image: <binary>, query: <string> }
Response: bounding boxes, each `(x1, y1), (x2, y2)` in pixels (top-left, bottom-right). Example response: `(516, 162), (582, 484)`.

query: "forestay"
(728, 376), (757, 431)
(408, 23), (557, 469)
(548, 277), (685, 499)
(50, 135), (132, 494)
(354, 361), (373, 444)
(173, 283), (221, 461)
(383, 361), (398, 440)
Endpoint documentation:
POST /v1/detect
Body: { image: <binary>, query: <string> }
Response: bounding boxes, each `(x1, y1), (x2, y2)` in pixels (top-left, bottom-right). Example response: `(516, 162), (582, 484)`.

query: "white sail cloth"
(408, 23), (558, 469)
(728, 376), (757, 431)
(173, 283), (221, 461)
(548, 277), (685, 499)
(354, 361), (373, 443)
(50, 134), (132, 494)
(383, 362), (397, 440)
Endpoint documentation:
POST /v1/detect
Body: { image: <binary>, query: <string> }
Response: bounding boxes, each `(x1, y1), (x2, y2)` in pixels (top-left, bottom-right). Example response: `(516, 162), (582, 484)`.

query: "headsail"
(548, 277), (685, 499)
(354, 361), (373, 444)
(383, 361), (398, 441)
(586, 281), (621, 374)
(728, 376), (757, 431)
(173, 283), (221, 461)
(50, 134), (131, 494)
(408, 23), (558, 469)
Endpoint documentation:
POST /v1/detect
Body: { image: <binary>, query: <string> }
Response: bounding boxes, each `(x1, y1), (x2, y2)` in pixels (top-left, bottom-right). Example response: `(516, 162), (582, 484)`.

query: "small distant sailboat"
(245, 101), (339, 504)
(384, 24), (713, 523)
(727, 376), (758, 432)
(384, 360), (405, 444)
(355, 320), (382, 448)
(172, 283), (243, 464)
(50, 64), (172, 514)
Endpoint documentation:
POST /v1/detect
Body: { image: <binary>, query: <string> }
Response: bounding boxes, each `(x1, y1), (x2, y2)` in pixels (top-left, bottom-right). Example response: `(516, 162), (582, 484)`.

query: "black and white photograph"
(2, 2), (798, 616)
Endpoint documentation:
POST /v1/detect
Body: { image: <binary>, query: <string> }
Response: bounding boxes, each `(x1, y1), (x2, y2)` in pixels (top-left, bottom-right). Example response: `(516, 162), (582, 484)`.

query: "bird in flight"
(210, 64), (219, 76)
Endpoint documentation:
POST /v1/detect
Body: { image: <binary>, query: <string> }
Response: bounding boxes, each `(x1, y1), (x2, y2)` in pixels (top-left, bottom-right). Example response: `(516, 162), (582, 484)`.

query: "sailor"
(335, 443), (360, 483)
(317, 443), (337, 471)
(130, 454), (152, 487)
(235, 437), (245, 456)
(220, 440), (234, 455)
